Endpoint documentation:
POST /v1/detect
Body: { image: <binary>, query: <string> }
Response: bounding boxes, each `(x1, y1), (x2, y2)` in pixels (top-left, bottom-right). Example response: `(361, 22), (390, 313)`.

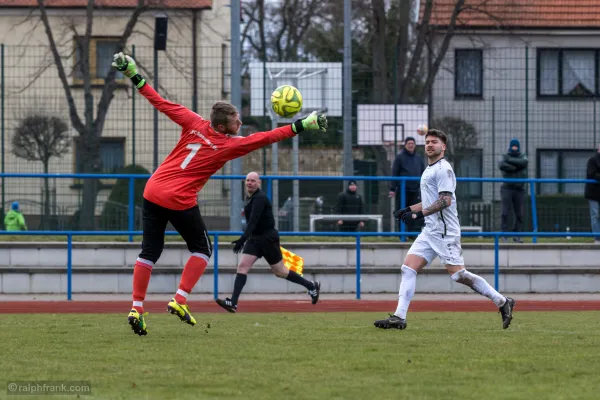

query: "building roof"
(424, 0), (600, 29)
(0, 0), (211, 9)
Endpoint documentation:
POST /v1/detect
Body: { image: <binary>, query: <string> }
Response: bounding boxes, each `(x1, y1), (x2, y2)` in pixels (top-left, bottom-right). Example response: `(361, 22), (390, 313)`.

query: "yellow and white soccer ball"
(271, 85), (303, 118)
(417, 124), (428, 136)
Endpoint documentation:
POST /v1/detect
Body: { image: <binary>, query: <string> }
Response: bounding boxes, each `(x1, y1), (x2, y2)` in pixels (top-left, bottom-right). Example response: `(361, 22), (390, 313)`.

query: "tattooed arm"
(422, 192), (453, 217)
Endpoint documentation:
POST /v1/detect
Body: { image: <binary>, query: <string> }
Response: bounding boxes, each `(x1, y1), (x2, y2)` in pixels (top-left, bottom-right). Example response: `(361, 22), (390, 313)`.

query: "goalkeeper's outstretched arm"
(112, 52), (201, 128)
(225, 111), (328, 159)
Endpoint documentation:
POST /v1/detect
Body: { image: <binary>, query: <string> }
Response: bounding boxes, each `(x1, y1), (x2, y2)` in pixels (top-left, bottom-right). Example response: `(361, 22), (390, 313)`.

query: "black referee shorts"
(138, 198), (212, 263)
(242, 229), (283, 265)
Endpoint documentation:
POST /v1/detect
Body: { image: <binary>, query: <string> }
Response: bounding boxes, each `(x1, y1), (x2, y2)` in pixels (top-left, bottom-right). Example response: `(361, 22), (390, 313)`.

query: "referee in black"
(215, 171), (320, 313)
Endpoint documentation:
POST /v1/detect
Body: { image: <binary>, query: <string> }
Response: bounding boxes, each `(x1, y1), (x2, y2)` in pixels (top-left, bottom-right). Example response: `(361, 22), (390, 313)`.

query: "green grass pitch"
(1, 312), (599, 399)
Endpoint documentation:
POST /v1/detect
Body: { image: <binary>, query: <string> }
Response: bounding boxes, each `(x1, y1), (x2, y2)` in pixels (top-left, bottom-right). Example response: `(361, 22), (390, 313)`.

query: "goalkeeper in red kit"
(112, 52), (327, 336)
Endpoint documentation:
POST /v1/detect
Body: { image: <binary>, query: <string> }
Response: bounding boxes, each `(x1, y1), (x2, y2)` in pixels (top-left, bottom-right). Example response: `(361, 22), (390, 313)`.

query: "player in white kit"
(374, 129), (515, 330)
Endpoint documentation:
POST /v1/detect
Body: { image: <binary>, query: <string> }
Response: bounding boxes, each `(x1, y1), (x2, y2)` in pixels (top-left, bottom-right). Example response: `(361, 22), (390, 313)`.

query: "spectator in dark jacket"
(498, 138), (528, 242)
(584, 144), (600, 243)
(389, 136), (426, 236)
(335, 180), (364, 232)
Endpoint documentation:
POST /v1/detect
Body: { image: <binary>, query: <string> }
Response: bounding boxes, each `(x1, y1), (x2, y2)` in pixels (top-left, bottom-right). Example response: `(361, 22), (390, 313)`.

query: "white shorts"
(407, 233), (464, 266)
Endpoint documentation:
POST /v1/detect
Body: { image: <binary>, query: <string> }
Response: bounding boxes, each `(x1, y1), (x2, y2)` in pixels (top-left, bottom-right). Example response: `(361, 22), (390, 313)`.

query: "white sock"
(394, 265), (418, 319)
(132, 301), (143, 308)
(451, 269), (506, 307)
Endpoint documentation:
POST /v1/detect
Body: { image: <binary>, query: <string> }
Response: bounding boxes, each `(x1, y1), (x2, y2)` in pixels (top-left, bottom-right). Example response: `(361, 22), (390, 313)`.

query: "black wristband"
(292, 119), (304, 134)
(414, 211), (424, 220)
(130, 74), (145, 88)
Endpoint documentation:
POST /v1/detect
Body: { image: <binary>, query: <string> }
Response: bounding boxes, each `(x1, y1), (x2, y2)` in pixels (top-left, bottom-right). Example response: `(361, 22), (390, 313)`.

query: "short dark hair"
(210, 101), (239, 127)
(425, 129), (447, 145)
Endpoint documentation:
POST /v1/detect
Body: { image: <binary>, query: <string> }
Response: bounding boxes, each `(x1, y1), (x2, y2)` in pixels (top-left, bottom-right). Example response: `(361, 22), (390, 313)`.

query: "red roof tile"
(0, 0), (211, 9)
(424, 0), (600, 29)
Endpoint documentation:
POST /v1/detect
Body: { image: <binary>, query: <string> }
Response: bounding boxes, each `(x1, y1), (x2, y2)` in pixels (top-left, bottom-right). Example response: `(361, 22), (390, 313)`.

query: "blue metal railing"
(0, 230), (597, 301)
(0, 173), (597, 301)
(0, 173), (596, 244)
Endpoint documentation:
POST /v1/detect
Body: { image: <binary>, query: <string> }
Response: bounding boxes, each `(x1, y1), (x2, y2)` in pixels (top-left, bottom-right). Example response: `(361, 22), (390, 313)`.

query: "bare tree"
(12, 113), (70, 228)
(304, 0), (503, 222)
(370, 0), (390, 104)
(369, 0), (499, 221)
(433, 115), (478, 180)
(243, 0), (503, 117)
(242, 0), (504, 224)
(34, 0), (152, 229)
(432, 116), (479, 163)
(242, 0), (329, 62)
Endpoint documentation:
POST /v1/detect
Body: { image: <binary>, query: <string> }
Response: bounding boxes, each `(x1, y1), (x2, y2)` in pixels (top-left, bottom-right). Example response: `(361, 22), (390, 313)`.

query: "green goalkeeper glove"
(292, 111), (328, 133)
(112, 52), (146, 89)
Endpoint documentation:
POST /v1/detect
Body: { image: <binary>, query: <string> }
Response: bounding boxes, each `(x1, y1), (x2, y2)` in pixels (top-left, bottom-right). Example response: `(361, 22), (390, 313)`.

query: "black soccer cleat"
(499, 297), (516, 329)
(308, 280), (321, 305)
(374, 314), (407, 330)
(215, 298), (237, 313)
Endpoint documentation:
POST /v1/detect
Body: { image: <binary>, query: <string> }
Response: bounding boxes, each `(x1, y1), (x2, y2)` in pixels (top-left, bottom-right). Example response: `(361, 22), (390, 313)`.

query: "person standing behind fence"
(389, 137), (426, 238)
(4, 202), (27, 232)
(498, 138), (528, 243)
(584, 143), (600, 244)
(335, 180), (365, 232)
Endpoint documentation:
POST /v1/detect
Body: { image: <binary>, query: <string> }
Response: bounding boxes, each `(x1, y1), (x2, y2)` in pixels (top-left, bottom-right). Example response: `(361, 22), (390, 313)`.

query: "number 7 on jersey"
(180, 143), (202, 169)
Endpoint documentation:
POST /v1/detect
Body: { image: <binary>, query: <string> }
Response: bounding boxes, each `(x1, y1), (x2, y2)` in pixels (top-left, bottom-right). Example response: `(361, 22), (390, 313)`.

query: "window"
(455, 49), (483, 98)
(73, 137), (125, 185)
(537, 149), (590, 195)
(74, 37), (126, 85)
(537, 49), (597, 97)
(453, 149), (483, 199)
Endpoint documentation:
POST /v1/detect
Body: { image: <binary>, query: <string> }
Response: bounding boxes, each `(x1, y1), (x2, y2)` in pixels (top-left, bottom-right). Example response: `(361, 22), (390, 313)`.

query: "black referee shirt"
(243, 188), (275, 237)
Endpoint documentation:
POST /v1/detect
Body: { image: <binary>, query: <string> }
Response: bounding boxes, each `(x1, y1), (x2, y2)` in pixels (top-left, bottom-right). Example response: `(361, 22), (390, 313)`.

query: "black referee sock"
(231, 273), (247, 305)
(285, 270), (314, 290)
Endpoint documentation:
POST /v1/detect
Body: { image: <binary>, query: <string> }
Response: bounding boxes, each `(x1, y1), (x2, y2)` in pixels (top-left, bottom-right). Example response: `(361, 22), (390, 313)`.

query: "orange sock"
(132, 259), (153, 313)
(174, 254), (208, 304)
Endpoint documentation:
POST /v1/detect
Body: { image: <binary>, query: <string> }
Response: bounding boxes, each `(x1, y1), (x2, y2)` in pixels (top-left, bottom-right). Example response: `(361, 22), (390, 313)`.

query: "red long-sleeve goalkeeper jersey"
(139, 84), (295, 210)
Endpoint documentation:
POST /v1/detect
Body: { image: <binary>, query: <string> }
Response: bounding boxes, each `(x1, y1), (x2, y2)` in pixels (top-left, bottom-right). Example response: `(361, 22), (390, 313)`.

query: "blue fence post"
(266, 178), (272, 201)
(67, 234), (73, 301)
(356, 234), (361, 300)
(128, 178), (135, 242)
(494, 235), (499, 291)
(213, 234), (219, 300)
(400, 179), (406, 242)
(530, 182), (538, 243)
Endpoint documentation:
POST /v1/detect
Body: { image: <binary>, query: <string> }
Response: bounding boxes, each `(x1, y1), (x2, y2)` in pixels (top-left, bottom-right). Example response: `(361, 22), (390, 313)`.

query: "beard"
(427, 148), (443, 159)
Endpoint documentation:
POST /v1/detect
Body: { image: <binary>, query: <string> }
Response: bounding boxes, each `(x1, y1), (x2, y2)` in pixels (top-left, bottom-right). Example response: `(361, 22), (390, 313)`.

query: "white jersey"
(419, 158), (461, 236)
